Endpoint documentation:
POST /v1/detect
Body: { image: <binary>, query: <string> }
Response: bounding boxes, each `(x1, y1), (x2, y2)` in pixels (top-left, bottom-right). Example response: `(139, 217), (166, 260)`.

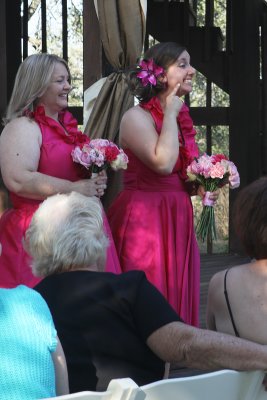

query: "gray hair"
(4, 53), (71, 124)
(25, 192), (109, 277)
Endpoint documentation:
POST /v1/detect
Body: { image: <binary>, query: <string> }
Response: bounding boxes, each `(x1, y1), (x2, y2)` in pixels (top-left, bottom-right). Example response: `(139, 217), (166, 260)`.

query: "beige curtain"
(84, 0), (146, 208)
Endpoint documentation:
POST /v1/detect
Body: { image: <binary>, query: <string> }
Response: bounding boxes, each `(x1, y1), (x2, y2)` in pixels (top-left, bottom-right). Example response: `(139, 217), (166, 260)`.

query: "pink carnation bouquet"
(71, 139), (128, 177)
(187, 153), (240, 242)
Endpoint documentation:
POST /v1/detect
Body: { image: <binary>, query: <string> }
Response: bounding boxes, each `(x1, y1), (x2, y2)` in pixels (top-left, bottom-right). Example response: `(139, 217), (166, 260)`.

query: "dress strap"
(223, 269), (240, 337)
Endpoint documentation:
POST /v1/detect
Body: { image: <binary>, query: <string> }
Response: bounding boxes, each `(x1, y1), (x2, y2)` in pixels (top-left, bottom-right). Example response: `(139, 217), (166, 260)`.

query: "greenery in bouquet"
(187, 153), (240, 242)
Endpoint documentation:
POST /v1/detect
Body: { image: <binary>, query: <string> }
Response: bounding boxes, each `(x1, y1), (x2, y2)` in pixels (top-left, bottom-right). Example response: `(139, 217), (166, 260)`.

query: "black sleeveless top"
(224, 269), (240, 337)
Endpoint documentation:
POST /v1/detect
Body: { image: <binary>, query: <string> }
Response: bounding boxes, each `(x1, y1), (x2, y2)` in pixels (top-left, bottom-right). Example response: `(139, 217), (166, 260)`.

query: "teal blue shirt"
(0, 285), (57, 399)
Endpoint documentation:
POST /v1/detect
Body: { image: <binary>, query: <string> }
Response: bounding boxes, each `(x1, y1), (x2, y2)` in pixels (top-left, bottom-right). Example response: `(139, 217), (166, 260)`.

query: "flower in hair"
(136, 59), (164, 87)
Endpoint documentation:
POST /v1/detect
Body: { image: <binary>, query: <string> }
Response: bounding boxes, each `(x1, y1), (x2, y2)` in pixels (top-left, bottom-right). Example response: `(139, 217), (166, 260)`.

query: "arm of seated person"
(206, 271), (224, 331)
(146, 321), (267, 373)
(52, 337), (69, 395)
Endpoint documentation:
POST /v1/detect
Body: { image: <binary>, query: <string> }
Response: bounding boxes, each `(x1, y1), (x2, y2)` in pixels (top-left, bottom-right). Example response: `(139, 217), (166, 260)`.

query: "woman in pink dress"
(0, 53), (121, 288)
(108, 42), (218, 326)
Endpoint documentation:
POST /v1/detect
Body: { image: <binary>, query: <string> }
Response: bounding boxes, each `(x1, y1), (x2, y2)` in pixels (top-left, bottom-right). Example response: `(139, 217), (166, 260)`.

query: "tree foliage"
(26, 0), (83, 106)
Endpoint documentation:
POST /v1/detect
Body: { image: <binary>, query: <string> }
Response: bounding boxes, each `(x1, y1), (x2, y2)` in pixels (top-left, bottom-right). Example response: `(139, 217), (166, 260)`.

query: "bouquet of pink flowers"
(71, 138), (128, 176)
(187, 153), (240, 242)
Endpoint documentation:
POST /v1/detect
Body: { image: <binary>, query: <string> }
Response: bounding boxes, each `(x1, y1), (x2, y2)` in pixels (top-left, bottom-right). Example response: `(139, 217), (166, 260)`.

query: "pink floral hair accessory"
(136, 59), (164, 87)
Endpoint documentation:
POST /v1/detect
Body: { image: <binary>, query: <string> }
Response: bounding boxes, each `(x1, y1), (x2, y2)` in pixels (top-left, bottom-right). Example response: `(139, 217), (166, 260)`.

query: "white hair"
(25, 192), (109, 277)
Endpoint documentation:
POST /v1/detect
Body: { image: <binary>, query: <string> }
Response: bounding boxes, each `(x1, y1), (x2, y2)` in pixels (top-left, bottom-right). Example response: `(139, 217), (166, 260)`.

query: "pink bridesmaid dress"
(0, 106), (121, 288)
(108, 97), (200, 326)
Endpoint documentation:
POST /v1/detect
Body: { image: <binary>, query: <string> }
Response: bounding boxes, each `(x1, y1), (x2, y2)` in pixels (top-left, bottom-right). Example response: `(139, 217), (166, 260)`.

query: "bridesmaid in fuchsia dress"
(108, 42), (218, 327)
(0, 53), (121, 288)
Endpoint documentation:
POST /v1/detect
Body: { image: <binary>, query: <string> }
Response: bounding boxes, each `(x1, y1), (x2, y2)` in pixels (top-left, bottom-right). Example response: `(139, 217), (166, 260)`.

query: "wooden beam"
(261, 7), (267, 175)
(0, 0), (21, 128)
(190, 107), (229, 126)
(228, 0), (261, 253)
(0, 0), (7, 130)
(68, 106), (83, 125)
(83, 0), (102, 91)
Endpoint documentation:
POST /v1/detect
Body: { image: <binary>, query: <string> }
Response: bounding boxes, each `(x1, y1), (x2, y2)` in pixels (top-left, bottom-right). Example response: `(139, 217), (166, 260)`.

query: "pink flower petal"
(139, 60), (149, 71)
(148, 75), (157, 85)
(137, 71), (148, 79)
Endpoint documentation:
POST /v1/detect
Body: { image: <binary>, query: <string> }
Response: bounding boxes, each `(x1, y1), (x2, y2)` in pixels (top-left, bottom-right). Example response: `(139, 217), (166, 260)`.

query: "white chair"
(134, 370), (267, 400)
(42, 377), (139, 400)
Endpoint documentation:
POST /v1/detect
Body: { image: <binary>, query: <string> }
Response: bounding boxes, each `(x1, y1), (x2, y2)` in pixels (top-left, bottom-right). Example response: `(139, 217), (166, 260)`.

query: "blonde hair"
(3, 53), (71, 124)
(25, 192), (109, 277)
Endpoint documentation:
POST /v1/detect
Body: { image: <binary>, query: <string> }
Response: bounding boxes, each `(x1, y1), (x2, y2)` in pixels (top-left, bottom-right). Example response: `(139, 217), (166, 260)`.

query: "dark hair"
(233, 176), (267, 259)
(127, 42), (186, 103)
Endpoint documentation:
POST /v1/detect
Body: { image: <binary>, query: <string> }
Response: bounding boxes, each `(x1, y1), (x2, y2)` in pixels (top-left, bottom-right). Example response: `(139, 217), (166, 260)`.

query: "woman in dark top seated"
(207, 177), (267, 343)
(25, 191), (267, 392)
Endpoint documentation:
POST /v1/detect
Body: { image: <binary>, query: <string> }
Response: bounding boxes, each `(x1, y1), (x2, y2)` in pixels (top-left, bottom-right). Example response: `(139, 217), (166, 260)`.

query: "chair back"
(42, 377), (139, 400)
(134, 370), (266, 400)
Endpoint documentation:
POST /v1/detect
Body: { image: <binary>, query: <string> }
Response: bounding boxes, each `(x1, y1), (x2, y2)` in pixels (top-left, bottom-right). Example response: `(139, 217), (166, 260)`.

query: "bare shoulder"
(2, 116), (39, 132)
(121, 105), (153, 125)
(209, 269), (227, 285)
(0, 117), (41, 142)
(208, 269), (228, 299)
(120, 105), (156, 149)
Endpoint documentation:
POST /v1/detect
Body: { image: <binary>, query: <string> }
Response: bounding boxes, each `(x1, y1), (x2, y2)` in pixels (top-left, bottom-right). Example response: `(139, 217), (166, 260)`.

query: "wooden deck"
(170, 252), (250, 378)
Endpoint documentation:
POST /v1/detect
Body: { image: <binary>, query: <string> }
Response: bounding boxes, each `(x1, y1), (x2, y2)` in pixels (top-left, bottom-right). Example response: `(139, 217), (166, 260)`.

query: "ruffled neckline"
(30, 105), (89, 145)
(140, 96), (190, 122)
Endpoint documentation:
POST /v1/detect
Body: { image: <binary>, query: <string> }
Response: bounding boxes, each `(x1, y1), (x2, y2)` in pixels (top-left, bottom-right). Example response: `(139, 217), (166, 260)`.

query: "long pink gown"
(0, 106), (121, 288)
(108, 97), (200, 326)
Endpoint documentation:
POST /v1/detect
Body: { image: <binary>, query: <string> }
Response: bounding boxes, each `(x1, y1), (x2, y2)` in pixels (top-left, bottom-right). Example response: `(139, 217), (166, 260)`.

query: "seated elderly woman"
(206, 176), (267, 342)
(0, 245), (69, 399)
(25, 191), (267, 393)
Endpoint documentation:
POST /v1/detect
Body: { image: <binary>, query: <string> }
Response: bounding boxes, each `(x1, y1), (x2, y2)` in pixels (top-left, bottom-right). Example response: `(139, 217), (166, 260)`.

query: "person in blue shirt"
(0, 243), (69, 399)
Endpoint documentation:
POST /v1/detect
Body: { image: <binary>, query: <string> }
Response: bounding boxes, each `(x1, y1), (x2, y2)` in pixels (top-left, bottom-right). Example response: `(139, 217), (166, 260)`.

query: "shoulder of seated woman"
(209, 269), (228, 290)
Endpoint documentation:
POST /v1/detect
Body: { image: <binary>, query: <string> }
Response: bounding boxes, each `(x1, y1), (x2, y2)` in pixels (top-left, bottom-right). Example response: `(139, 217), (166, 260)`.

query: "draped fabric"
(83, 0), (146, 208)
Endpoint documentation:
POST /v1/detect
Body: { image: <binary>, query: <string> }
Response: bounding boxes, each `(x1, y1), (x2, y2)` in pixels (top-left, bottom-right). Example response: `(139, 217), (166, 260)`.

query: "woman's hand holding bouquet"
(187, 153), (240, 242)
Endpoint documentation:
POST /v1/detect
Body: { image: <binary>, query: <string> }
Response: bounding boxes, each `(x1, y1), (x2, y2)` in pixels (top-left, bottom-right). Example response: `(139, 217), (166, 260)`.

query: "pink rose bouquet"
(71, 139), (128, 177)
(187, 153), (240, 242)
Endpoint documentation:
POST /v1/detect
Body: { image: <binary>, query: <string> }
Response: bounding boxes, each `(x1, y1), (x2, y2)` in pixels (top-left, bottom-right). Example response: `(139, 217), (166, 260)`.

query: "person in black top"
(25, 191), (267, 393)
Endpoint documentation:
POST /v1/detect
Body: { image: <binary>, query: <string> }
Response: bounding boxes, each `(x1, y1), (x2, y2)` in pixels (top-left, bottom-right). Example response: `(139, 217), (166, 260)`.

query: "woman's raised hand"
(165, 83), (184, 117)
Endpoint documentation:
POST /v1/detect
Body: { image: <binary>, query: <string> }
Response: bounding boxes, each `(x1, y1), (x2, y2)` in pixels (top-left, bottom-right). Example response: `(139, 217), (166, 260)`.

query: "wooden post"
(228, 0), (261, 253)
(0, 0), (21, 126)
(0, 0), (7, 129)
(83, 0), (102, 91)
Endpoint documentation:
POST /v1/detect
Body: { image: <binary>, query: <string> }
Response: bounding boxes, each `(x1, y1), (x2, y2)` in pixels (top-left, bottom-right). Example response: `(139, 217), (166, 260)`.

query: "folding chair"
(134, 370), (266, 400)
(42, 377), (139, 400)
